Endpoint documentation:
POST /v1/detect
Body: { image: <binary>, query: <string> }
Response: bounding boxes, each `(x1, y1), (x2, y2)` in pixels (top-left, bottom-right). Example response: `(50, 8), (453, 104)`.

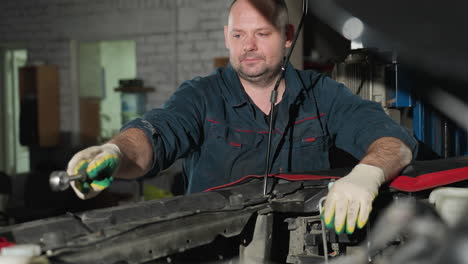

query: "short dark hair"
(229, 0), (289, 29)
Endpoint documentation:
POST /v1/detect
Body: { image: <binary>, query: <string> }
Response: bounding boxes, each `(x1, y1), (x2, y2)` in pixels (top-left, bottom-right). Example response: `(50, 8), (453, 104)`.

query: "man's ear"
(284, 23), (295, 48)
(224, 25), (230, 49)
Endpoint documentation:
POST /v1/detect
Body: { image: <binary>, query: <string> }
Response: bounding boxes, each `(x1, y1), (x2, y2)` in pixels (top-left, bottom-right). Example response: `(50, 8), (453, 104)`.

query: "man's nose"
(243, 35), (257, 52)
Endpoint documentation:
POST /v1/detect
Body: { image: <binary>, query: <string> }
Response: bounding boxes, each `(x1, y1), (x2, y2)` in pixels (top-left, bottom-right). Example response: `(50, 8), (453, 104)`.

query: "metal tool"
(318, 196), (329, 263)
(49, 171), (87, 192)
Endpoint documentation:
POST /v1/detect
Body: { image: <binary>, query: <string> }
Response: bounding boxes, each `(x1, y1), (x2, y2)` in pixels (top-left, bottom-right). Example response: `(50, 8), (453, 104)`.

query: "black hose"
(263, 0), (309, 195)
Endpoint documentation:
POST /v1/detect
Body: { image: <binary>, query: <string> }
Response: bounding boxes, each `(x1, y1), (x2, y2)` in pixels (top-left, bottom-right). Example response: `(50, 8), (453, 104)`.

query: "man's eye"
(258, 32), (269, 37)
(232, 34), (241, 38)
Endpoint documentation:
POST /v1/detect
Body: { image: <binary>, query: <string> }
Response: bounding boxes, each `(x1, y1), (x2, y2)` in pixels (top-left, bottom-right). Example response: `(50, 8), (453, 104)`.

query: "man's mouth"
(240, 53), (264, 63)
(242, 58), (261, 62)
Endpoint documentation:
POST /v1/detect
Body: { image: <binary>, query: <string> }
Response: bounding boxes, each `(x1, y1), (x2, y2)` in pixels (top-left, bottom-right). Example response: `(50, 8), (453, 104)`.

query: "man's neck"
(240, 78), (286, 115)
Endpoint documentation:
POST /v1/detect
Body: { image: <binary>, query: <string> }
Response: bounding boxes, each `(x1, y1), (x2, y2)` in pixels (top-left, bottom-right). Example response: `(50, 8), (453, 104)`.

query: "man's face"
(224, 0), (292, 86)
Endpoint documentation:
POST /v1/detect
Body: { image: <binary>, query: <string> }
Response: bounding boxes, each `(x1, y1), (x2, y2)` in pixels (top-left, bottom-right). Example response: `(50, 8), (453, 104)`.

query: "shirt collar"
(283, 62), (307, 101)
(222, 63), (250, 107)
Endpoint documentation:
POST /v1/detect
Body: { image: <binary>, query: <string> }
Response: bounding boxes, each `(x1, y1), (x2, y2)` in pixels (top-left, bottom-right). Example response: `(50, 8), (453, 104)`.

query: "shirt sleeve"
(121, 79), (205, 176)
(316, 76), (418, 160)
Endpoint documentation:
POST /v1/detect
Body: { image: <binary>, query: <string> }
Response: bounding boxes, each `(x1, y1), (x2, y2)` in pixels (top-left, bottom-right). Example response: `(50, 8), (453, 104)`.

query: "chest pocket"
(196, 122), (265, 185)
(280, 118), (330, 172)
(208, 123), (262, 148)
(292, 126), (328, 149)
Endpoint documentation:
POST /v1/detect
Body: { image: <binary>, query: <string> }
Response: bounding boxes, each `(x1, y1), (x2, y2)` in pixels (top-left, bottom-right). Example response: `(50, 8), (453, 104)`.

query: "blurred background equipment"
(114, 78), (154, 125)
(331, 48), (468, 159)
(19, 65), (60, 148)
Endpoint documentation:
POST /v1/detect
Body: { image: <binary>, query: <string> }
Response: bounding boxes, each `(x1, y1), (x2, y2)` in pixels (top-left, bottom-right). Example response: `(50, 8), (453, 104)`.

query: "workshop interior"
(1, 0), (468, 263)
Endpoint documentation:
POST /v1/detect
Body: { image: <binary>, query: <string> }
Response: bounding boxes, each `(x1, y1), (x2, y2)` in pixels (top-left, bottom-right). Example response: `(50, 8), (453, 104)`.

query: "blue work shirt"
(123, 63), (417, 193)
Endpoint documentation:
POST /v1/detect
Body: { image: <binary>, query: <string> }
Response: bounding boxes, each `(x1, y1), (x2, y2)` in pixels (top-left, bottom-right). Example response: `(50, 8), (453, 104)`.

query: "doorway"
(0, 48), (29, 176)
(78, 40), (136, 144)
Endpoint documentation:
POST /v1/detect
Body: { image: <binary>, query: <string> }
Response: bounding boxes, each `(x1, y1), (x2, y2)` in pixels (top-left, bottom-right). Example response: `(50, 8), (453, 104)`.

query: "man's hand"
(322, 164), (385, 234)
(67, 143), (122, 200)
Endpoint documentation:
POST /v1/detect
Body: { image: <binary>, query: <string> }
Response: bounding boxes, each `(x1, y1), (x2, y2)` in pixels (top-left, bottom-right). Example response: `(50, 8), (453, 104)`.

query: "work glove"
(322, 164), (385, 234)
(67, 143), (121, 200)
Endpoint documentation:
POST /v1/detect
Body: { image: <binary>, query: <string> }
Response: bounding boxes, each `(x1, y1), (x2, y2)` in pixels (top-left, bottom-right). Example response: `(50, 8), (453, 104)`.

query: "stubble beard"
(233, 54), (283, 88)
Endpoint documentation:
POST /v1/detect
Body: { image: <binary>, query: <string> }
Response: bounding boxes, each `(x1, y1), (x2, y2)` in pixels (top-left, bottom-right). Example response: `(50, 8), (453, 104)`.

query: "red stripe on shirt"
(207, 119), (221, 124)
(295, 113), (326, 125)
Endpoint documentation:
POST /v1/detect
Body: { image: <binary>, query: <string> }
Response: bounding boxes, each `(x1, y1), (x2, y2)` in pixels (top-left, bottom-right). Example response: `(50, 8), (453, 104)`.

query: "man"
(67, 0), (416, 235)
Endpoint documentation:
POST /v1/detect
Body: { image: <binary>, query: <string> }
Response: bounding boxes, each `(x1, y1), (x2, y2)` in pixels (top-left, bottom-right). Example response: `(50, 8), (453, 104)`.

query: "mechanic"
(67, 0), (417, 235)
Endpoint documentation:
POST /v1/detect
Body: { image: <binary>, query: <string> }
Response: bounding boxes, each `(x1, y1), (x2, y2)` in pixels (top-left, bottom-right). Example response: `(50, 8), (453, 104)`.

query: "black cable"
(263, 0), (308, 195)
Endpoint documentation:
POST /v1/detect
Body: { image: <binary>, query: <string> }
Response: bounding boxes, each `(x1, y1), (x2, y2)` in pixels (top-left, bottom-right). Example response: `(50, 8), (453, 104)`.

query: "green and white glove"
(67, 143), (121, 200)
(322, 164), (385, 234)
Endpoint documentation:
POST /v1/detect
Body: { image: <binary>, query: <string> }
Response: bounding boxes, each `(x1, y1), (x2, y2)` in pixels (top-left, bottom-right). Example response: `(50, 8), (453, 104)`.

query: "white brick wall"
(175, 0), (230, 85)
(0, 0), (231, 135)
